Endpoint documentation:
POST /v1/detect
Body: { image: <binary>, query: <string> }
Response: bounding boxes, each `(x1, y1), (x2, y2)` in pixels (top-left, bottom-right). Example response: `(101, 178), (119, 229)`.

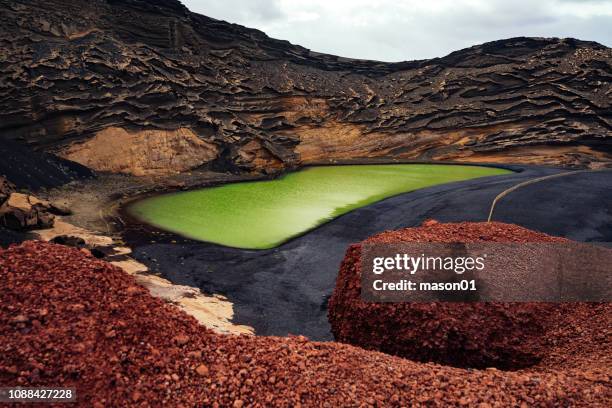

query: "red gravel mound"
(1, 240), (610, 406)
(328, 221), (611, 371)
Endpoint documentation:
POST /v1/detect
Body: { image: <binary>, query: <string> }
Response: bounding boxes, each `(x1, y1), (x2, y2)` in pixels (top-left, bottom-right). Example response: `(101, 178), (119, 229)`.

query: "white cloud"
(182, 0), (612, 61)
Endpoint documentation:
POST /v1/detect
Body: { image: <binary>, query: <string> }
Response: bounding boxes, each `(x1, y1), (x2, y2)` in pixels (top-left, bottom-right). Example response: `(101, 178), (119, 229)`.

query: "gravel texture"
(329, 221), (611, 372)
(1, 238), (610, 406)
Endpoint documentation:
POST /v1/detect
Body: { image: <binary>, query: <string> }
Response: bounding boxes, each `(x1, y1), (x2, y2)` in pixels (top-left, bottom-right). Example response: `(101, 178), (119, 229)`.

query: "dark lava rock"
(0, 139), (94, 191)
(47, 202), (72, 216)
(48, 236), (115, 260)
(0, 227), (28, 248)
(50, 235), (86, 248)
(0, 193), (55, 231)
(0, 0), (610, 173)
(90, 246), (116, 259)
(0, 177), (15, 206)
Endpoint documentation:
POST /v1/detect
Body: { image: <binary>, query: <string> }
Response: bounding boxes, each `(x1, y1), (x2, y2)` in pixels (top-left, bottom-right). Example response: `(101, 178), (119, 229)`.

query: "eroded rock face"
(60, 127), (219, 176)
(0, 0), (610, 174)
(0, 180), (70, 231)
(328, 221), (570, 370)
(0, 193), (55, 231)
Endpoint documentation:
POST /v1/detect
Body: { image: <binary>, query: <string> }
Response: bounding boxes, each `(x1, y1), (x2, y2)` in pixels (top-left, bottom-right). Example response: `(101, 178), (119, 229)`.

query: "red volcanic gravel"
(1, 238), (610, 407)
(329, 221), (611, 373)
(364, 220), (569, 245)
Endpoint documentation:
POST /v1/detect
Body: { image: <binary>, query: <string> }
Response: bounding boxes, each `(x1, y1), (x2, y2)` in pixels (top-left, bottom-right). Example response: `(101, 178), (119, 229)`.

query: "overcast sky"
(181, 0), (612, 62)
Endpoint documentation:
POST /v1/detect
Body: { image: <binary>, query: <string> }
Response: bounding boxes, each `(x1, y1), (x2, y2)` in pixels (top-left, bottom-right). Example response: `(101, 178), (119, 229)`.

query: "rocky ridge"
(1, 0), (610, 176)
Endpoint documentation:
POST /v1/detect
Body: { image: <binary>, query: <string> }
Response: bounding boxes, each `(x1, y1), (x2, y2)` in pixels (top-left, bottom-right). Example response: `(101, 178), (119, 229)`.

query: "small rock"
(12, 315), (29, 323)
(49, 202), (72, 216)
(69, 303), (85, 312)
(90, 247), (107, 259)
(422, 219), (439, 227)
(173, 334), (190, 346)
(132, 391), (141, 402)
(50, 235), (85, 248)
(195, 364), (209, 376)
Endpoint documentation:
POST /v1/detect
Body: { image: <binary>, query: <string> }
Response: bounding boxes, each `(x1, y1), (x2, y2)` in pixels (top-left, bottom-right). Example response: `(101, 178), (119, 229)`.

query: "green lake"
(127, 164), (511, 249)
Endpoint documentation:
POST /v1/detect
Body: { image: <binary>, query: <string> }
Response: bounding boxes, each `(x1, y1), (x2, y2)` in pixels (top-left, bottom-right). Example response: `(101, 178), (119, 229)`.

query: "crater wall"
(1, 0), (610, 175)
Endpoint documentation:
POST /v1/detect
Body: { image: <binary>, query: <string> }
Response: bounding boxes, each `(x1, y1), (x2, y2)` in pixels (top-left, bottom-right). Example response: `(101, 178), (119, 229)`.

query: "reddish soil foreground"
(0, 239), (609, 407)
(329, 222), (611, 395)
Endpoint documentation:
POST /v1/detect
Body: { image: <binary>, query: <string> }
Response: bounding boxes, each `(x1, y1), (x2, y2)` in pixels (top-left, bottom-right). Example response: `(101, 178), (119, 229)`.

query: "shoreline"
(122, 165), (611, 339)
(28, 160), (528, 337)
(36, 160), (608, 339)
(29, 216), (254, 335)
(121, 165), (573, 339)
(116, 160), (529, 249)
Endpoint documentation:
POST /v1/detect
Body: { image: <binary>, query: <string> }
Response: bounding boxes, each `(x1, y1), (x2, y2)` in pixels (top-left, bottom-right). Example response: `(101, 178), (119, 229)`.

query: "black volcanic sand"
(124, 166), (612, 340)
(0, 139), (94, 191)
(492, 170), (612, 243)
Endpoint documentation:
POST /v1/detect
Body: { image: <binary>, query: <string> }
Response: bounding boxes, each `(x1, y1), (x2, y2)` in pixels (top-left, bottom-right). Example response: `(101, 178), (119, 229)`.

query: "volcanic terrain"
(0, 0), (611, 406)
(1, 0), (611, 181)
(1, 237), (610, 406)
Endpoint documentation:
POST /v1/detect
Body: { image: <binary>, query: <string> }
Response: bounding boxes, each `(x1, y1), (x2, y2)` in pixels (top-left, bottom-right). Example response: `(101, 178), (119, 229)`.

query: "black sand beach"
(124, 166), (612, 340)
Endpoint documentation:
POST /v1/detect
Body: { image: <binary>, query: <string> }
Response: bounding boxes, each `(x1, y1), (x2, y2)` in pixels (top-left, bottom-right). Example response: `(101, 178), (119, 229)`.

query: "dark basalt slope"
(1, 0), (611, 174)
(0, 139), (93, 190)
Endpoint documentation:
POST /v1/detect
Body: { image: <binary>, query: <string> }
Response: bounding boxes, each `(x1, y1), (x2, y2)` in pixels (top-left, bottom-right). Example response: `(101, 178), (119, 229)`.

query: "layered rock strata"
(1, 0), (610, 175)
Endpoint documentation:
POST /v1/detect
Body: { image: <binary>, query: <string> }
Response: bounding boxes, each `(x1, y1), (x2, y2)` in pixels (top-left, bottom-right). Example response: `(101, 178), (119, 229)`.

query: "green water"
(128, 164), (510, 249)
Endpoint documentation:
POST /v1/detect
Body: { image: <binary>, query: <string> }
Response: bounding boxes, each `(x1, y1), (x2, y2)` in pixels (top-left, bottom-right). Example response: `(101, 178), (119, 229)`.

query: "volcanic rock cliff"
(1, 0), (611, 176)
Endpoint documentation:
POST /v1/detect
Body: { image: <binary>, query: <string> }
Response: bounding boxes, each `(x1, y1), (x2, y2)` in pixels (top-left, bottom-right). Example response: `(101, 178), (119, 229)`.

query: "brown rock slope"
(328, 221), (611, 373)
(1, 240), (610, 406)
(1, 0), (610, 175)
